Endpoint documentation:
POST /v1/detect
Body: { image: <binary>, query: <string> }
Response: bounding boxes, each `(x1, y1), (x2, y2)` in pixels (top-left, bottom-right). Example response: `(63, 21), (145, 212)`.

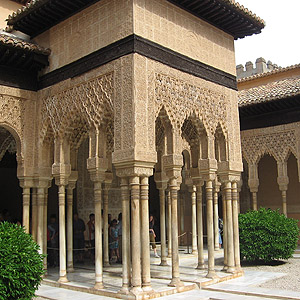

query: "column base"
(104, 262), (110, 267)
(167, 254), (172, 258)
(226, 266), (236, 273)
(67, 266), (75, 273)
(130, 286), (143, 295)
(168, 277), (184, 287)
(196, 263), (205, 270)
(206, 270), (218, 279)
(192, 250), (198, 255)
(142, 285), (153, 292)
(159, 260), (169, 266)
(214, 246), (220, 251)
(94, 282), (104, 290)
(58, 275), (69, 283)
(119, 285), (130, 294)
(222, 265), (228, 271)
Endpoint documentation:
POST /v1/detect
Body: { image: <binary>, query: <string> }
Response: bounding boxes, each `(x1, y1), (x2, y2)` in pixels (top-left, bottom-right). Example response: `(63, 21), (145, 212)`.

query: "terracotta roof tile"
(0, 32), (50, 55)
(238, 64), (300, 83)
(238, 76), (300, 107)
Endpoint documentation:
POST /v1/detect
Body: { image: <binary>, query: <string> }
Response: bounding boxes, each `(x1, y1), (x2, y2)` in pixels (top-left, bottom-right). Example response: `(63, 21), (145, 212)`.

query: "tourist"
(109, 219), (120, 263)
(116, 213), (122, 261)
(149, 215), (160, 258)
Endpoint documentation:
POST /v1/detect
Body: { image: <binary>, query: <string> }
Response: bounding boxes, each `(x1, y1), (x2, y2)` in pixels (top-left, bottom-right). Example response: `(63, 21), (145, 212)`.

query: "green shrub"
(0, 222), (45, 300)
(239, 208), (299, 262)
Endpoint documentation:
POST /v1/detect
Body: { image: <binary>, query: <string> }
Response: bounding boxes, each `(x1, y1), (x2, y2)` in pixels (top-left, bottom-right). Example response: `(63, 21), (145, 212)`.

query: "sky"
(234, 0), (300, 68)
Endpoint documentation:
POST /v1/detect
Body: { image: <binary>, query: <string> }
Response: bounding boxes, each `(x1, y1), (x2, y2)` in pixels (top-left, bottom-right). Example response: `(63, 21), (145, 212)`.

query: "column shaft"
(22, 187), (30, 234)
(37, 188), (44, 255)
(222, 189), (228, 270)
(225, 182), (235, 273)
(213, 186), (220, 250)
(94, 181), (103, 289)
(140, 176), (152, 290)
(167, 190), (172, 258)
(67, 187), (74, 272)
(130, 176), (142, 292)
(103, 188), (110, 267)
(168, 178), (182, 287)
(159, 189), (168, 266)
(196, 184), (204, 269)
(120, 178), (131, 293)
(252, 192), (258, 210)
(31, 188), (38, 241)
(58, 185), (68, 283)
(282, 190), (287, 216)
(232, 182), (241, 271)
(191, 186), (197, 254)
(206, 180), (217, 278)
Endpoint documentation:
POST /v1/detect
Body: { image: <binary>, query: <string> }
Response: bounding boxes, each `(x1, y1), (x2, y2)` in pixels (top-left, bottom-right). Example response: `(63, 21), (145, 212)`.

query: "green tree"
(239, 208), (299, 262)
(0, 222), (45, 300)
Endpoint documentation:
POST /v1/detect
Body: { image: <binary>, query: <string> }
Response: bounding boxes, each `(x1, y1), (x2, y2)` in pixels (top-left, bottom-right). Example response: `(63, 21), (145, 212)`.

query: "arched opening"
(0, 126), (22, 223)
(286, 153), (300, 222)
(257, 154), (281, 211)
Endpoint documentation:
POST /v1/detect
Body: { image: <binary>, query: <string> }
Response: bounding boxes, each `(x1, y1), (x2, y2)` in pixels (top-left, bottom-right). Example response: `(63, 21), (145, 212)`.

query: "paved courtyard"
(36, 247), (300, 300)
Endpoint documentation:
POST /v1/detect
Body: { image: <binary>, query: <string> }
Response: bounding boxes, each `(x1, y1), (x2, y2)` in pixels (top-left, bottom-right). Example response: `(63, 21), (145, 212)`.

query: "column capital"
(162, 154), (183, 180)
(19, 176), (35, 188)
(115, 161), (154, 178)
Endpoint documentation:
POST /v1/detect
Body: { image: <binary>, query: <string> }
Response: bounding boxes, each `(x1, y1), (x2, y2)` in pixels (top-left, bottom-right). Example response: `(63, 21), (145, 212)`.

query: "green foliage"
(0, 222), (45, 300)
(239, 208), (299, 262)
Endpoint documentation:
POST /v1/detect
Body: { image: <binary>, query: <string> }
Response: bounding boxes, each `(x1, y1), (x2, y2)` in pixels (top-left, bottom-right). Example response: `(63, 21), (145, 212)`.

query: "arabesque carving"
(242, 130), (297, 164)
(40, 73), (114, 148)
(0, 95), (25, 139)
(155, 73), (227, 135)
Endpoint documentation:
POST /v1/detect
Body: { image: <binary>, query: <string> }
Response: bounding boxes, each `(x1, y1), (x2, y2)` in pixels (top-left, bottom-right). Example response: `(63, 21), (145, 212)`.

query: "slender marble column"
(22, 187), (30, 234)
(130, 176), (142, 293)
(31, 188), (38, 241)
(103, 186), (110, 267)
(252, 192), (258, 211)
(232, 182), (241, 271)
(222, 188), (228, 271)
(58, 185), (68, 283)
(180, 192), (185, 245)
(196, 183), (204, 269)
(282, 190), (287, 216)
(37, 188), (44, 256)
(120, 178), (131, 293)
(224, 181), (235, 273)
(206, 180), (217, 278)
(191, 186), (197, 254)
(94, 181), (103, 289)
(214, 183), (220, 250)
(140, 176), (152, 291)
(167, 190), (172, 258)
(67, 186), (74, 272)
(43, 189), (48, 273)
(168, 178), (183, 287)
(159, 189), (168, 266)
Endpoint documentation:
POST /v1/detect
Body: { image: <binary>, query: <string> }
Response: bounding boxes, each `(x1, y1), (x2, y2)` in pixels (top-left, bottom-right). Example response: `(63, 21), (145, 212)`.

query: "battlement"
(236, 57), (280, 79)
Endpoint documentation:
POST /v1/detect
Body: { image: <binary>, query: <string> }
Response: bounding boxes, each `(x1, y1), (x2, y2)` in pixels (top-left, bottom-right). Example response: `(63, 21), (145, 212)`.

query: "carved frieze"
(242, 129), (297, 164)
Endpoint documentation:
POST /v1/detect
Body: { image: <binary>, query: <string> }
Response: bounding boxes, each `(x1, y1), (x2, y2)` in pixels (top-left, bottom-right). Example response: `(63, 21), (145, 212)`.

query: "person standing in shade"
(48, 214), (58, 267)
(109, 219), (120, 263)
(73, 213), (86, 263)
(149, 215), (160, 258)
(116, 213), (122, 262)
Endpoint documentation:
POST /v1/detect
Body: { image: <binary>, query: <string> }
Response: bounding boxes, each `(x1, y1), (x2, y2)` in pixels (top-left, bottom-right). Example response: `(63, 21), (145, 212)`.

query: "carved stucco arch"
(40, 73), (114, 151)
(241, 130), (298, 166)
(0, 95), (25, 165)
(154, 73), (227, 136)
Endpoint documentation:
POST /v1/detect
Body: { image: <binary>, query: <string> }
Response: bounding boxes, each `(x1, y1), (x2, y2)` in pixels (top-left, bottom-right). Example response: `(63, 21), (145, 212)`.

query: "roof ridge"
(237, 63), (300, 82)
(0, 32), (51, 55)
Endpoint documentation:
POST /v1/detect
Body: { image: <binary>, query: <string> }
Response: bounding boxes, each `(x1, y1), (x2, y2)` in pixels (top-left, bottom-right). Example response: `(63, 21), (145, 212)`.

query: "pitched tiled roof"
(238, 64), (300, 83)
(238, 76), (300, 107)
(0, 32), (50, 55)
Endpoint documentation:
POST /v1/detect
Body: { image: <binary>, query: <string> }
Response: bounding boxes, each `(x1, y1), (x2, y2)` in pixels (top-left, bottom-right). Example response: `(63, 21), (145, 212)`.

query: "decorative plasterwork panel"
(40, 73), (114, 149)
(242, 130), (297, 165)
(0, 95), (24, 140)
(154, 73), (227, 136)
